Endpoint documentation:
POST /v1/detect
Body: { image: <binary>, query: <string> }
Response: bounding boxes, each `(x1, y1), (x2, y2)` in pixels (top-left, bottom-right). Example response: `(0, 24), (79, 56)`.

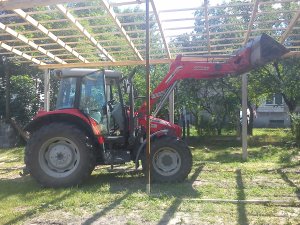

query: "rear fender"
(25, 113), (96, 142)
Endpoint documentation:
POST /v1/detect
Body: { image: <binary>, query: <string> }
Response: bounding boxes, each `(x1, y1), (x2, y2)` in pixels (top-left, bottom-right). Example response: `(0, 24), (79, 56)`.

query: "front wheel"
(25, 123), (96, 188)
(143, 136), (192, 182)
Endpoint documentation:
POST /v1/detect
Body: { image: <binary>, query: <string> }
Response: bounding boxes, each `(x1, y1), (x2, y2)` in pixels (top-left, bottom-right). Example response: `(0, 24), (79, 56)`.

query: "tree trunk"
(282, 93), (296, 113)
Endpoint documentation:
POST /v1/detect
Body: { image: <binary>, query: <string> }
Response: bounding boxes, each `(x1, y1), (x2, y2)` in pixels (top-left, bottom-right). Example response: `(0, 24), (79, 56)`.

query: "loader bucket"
(249, 33), (289, 66)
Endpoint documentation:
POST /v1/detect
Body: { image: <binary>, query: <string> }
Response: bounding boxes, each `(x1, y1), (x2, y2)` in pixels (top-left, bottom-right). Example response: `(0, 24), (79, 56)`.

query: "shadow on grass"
(279, 148), (300, 164)
(0, 176), (38, 201)
(156, 164), (204, 225)
(3, 191), (74, 225)
(236, 169), (249, 225)
(277, 169), (300, 200)
(82, 191), (131, 225)
(81, 164), (203, 225)
(83, 168), (145, 193)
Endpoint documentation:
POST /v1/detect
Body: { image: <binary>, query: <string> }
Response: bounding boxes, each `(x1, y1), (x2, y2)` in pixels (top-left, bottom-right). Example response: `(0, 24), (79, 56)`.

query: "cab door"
(79, 71), (108, 135)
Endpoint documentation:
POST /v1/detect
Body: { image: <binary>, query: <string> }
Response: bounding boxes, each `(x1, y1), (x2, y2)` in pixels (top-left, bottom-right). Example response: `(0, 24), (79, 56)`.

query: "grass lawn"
(0, 128), (299, 224)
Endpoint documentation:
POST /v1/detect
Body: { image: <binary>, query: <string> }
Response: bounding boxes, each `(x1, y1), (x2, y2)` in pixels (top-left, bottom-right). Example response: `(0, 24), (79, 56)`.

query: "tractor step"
(104, 150), (131, 165)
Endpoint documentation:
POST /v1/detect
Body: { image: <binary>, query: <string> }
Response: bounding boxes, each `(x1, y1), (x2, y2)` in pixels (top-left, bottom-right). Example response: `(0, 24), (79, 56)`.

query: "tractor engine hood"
(150, 117), (182, 138)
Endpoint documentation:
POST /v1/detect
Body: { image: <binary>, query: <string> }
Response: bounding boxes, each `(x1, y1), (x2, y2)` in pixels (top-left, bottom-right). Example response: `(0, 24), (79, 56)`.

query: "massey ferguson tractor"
(24, 34), (288, 187)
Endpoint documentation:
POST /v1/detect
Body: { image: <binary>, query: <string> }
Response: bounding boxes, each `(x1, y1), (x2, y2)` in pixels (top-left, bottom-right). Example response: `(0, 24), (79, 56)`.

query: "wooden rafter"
(0, 22), (66, 64)
(243, 0), (259, 45)
(56, 4), (115, 62)
(39, 59), (171, 69)
(0, 0), (298, 68)
(110, 1), (145, 7)
(279, 9), (300, 44)
(150, 0), (171, 59)
(100, 0), (143, 60)
(14, 9), (89, 63)
(0, 41), (46, 65)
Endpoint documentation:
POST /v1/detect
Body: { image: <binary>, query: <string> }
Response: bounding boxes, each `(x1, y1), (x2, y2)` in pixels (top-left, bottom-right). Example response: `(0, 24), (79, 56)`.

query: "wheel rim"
(39, 137), (80, 178)
(152, 147), (181, 176)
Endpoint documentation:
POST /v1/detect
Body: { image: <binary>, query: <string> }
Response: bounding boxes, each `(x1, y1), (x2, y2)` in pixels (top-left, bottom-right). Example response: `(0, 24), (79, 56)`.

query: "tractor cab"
(55, 68), (126, 136)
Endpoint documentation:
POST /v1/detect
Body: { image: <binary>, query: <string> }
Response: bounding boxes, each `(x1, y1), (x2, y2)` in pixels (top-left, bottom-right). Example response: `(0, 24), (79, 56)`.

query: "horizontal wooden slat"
(39, 59), (173, 69)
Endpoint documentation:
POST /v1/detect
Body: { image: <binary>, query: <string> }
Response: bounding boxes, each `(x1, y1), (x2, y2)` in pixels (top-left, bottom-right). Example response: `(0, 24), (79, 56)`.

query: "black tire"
(25, 123), (96, 188)
(142, 136), (192, 182)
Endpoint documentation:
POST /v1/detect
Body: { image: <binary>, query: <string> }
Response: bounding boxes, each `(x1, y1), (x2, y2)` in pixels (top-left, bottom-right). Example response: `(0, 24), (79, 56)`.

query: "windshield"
(56, 77), (77, 109)
(80, 72), (106, 127)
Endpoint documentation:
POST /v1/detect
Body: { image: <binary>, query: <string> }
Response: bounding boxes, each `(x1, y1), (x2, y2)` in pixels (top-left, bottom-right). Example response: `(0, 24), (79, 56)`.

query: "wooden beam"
(283, 51), (300, 58)
(150, 0), (171, 59)
(0, 22), (66, 64)
(39, 59), (172, 69)
(208, 2), (253, 9)
(243, 0), (259, 45)
(56, 4), (115, 62)
(0, 0), (83, 10)
(159, 7), (204, 14)
(279, 9), (300, 44)
(0, 41), (46, 65)
(14, 9), (89, 63)
(100, 0), (143, 60)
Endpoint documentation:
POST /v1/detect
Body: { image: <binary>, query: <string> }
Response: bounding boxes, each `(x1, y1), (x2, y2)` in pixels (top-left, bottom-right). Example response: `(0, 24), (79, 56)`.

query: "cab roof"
(54, 68), (122, 79)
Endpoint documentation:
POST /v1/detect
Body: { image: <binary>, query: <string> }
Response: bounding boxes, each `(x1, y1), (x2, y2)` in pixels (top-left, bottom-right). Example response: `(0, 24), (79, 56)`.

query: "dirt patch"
(24, 208), (205, 225)
(25, 210), (82, 225)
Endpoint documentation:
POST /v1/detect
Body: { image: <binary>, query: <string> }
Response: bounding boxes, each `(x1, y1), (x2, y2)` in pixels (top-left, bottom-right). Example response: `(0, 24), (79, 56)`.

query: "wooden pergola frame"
(1, 0), (299, 191)
(0, 0), (299, 68)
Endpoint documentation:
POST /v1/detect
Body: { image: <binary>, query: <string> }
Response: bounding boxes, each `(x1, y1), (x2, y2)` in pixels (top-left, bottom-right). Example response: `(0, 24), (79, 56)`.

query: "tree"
(10, 75), (41, 125)
(0, 58), (42, 125)
(250, 57), (300, 114)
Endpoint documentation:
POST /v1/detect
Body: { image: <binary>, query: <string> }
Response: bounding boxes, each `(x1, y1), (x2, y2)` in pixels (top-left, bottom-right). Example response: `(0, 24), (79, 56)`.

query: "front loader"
(24, 34), (288, 187)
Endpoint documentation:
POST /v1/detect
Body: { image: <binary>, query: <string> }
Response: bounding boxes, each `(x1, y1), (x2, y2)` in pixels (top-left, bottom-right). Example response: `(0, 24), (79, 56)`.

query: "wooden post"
(44, 69), (50, 112)
(145, 0), (151, 194)
(242, 73), (248, 161)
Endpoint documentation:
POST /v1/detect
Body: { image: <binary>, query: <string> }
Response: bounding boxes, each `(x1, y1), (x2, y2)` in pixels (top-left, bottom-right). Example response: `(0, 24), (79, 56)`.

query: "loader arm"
(138, 33), (288, 117)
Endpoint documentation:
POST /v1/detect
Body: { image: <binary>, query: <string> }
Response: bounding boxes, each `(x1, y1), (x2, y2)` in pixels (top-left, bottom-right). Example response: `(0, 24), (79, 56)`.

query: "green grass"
(0, 128), (299, 224)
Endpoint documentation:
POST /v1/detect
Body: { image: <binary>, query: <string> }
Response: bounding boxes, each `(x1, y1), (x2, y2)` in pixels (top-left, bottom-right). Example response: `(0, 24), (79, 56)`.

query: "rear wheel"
(25, 123), (96, 188)
(143, 136), (192, 182)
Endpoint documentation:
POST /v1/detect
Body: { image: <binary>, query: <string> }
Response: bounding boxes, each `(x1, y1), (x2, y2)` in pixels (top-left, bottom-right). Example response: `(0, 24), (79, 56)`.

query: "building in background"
(253, 93), (291, 128)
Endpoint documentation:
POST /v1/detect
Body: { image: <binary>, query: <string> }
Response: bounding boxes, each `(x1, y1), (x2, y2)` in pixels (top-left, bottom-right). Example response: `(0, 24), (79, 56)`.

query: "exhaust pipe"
(248, 33), (289, 66)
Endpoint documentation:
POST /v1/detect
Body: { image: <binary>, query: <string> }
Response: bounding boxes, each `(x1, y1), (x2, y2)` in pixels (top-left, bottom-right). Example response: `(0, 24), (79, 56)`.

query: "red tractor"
(24, 34), (288, 187)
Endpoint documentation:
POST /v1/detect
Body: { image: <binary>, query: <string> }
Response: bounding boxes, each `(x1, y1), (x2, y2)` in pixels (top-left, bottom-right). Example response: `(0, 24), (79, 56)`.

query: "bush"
(290, 113), (300, 144)
(10, 75), (41, 125)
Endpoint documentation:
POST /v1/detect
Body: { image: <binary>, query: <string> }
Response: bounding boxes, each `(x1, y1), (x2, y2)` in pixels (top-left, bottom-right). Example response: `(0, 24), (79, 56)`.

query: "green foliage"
(250, 57), (300, 113)
(10, 75), (40, 125)
(290, 113), (300, 143)
(176, 76), (241, 135)
(0, 59), (42, 125)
